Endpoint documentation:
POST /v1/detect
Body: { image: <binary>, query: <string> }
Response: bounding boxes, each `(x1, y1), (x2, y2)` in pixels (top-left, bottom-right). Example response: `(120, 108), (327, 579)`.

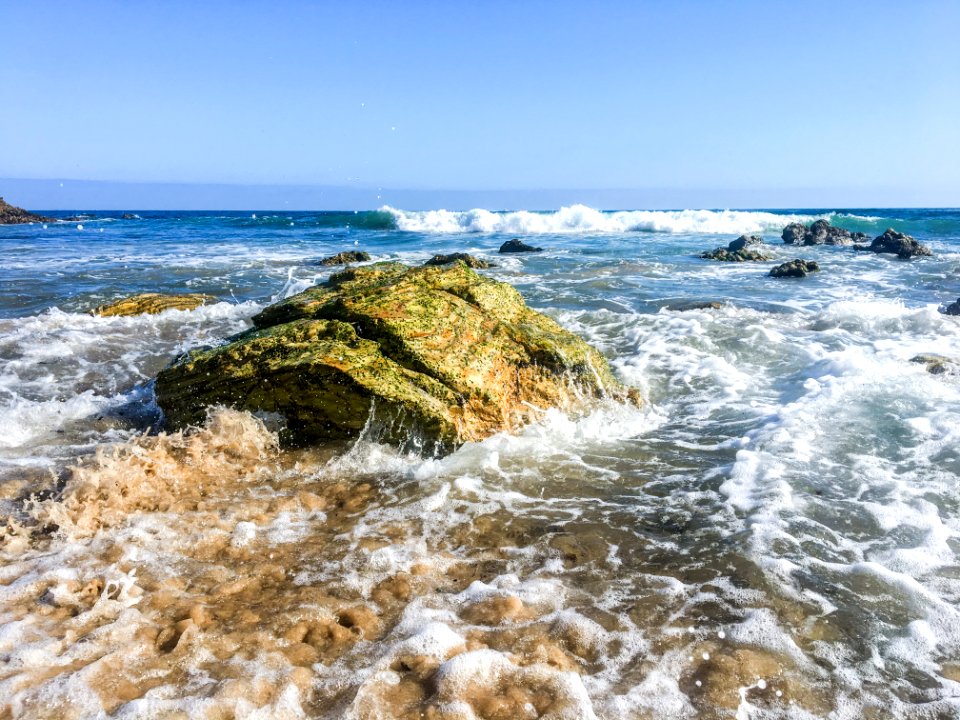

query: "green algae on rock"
(155, 262), (637, 451)
(92, 293), (217, 317)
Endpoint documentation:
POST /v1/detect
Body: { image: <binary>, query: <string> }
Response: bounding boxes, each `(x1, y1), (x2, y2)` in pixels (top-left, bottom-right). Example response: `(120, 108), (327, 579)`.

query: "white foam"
(382, 204), (826, 235)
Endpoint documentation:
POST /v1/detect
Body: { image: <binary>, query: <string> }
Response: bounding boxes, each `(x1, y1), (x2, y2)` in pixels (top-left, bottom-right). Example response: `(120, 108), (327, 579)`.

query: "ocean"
(1, 206), (958, 719)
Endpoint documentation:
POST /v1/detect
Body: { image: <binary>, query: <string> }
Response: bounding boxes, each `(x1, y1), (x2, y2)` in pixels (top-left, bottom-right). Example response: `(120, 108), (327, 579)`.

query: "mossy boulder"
(92, 293), (217, 317)
(155, 262), (636, 451)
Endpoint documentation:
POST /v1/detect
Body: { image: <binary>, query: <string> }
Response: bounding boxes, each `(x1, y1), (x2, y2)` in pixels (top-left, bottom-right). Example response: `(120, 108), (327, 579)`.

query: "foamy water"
(1, 207), (959, 719)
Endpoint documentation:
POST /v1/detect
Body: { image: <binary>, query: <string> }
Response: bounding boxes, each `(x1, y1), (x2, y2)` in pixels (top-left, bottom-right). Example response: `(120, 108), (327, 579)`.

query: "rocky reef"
(91, 293), (217, 317)
(155, 261), (635, 451)
(700, 235), (769, 262)
(769, 260), (820, 278)
(0, 197), (52, 224)
(781, 219), (867, 246)
(855, 229), (932, 259)
(317, 251), (371, 266)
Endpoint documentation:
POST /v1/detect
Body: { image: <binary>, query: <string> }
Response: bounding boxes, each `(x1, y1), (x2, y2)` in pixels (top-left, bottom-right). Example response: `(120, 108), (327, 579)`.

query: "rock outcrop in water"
(944, 298), (960, 316)
(499, 239), (543, 253)
(155, 262), (635, 451)
(911, 354), (959, 375)
(781, 219), (867, 246)
(700, 235), (769, 262)
(92, 293), (217, 317)
(317, 251), (371, 266)
(855, 228), (932, 259)
(0, 197), (52, 224)
(424, 253), (494, 269)
(769, 259), (820, 278)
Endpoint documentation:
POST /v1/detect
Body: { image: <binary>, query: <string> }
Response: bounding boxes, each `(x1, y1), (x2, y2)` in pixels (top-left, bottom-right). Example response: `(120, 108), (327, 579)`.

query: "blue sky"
(2, 1), (959, 209)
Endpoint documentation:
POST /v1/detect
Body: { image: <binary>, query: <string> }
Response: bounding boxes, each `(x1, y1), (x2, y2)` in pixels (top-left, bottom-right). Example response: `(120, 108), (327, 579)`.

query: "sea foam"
(382, 204), (829, 235)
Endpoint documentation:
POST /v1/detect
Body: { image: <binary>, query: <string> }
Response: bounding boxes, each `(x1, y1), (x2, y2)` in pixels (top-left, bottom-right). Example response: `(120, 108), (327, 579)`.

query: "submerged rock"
(155, 263), (636, 451)
(92, 293), (217, 317)
(943, 298), (960, 316)
(499, 239), (543, 253)
(121, 213), (139, 220)
(910, 354), (959, 375)
(0, 197), (52, 224)
(424, 253), (494, 269)
(665, 300), (725, 312)
(317, 251), (372, 266)
(855, 228), (932, 259)
(700, 235), (769, 262)
(769, 259), (820, 278)
(781, 219), (867, 246)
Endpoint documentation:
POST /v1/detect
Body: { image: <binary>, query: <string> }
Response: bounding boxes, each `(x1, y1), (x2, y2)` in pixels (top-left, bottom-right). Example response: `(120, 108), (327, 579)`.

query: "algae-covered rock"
(424, 253), (494, 269)
(92, 293), (217, 317)
(155, 263), (635, 451)
(317, 251), (371, 266)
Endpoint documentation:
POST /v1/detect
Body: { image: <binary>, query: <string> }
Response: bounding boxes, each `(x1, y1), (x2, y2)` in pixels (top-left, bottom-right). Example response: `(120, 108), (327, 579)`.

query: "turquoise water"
(1, 207), (959, 719)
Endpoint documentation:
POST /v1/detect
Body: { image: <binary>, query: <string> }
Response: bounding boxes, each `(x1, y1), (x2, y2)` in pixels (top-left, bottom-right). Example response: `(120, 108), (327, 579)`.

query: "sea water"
(0, 206), (958, 719)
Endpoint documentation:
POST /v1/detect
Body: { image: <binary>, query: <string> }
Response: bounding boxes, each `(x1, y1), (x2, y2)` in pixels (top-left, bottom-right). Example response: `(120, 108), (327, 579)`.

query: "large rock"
(700, 235), (769, 262)
(944, 298), (960, 316)
(769, 259), (820, 278)
(0, 197), (52, 224)
(781, 219), (866, 246)
(856, 228), (932, 259)
(155, 263), (635, 451)
(92, 293), (217, 317)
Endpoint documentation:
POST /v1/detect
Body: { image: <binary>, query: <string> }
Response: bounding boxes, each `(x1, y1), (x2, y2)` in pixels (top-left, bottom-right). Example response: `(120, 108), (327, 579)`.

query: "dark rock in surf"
(781, 219), (867, 246)
(943, 298), (960, 316)
(121, 213), (139, 220)
(769, 259), (820, 278)
(499, 239), (543, 254)
(317, 251), (372, 266)
(855, 228), (932, 259)
(910, 354), (959, 375)
(665, 300), (725, 312)
(424, 253), (494, 269)
(700, 235), (769, 262)
(0, 197), (53, 225)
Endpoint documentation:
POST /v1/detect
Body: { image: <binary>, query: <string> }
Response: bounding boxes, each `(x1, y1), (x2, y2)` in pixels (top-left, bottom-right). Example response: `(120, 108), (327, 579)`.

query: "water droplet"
(77, 224), (84, 230)
(695, 680), (702, 687)
(757, 679), (767, 690)
(776, 690), (783, 698)
(702, 652), (710, 661)
(42, 224), (48, 229)
(718, 630), (726, 639)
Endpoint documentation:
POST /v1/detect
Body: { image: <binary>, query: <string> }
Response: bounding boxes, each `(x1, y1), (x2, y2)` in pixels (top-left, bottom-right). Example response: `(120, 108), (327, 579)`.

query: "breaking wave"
(381, 205), (836, 235)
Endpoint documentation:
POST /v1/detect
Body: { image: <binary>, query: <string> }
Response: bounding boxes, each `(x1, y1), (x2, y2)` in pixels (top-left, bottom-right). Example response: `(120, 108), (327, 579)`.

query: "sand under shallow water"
(1, 208), (960, 718)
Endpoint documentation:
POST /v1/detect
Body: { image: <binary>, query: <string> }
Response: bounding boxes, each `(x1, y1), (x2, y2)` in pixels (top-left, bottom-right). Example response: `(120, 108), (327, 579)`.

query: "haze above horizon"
(2, 0), (959, 210)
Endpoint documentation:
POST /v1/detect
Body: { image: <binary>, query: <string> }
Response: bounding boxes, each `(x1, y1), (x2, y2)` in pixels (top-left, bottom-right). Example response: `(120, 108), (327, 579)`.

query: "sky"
(2, 0), (959, 209)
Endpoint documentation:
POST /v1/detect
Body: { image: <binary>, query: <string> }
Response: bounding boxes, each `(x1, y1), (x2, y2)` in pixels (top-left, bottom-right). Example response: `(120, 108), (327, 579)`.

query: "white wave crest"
(382, 204), (827, 235)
